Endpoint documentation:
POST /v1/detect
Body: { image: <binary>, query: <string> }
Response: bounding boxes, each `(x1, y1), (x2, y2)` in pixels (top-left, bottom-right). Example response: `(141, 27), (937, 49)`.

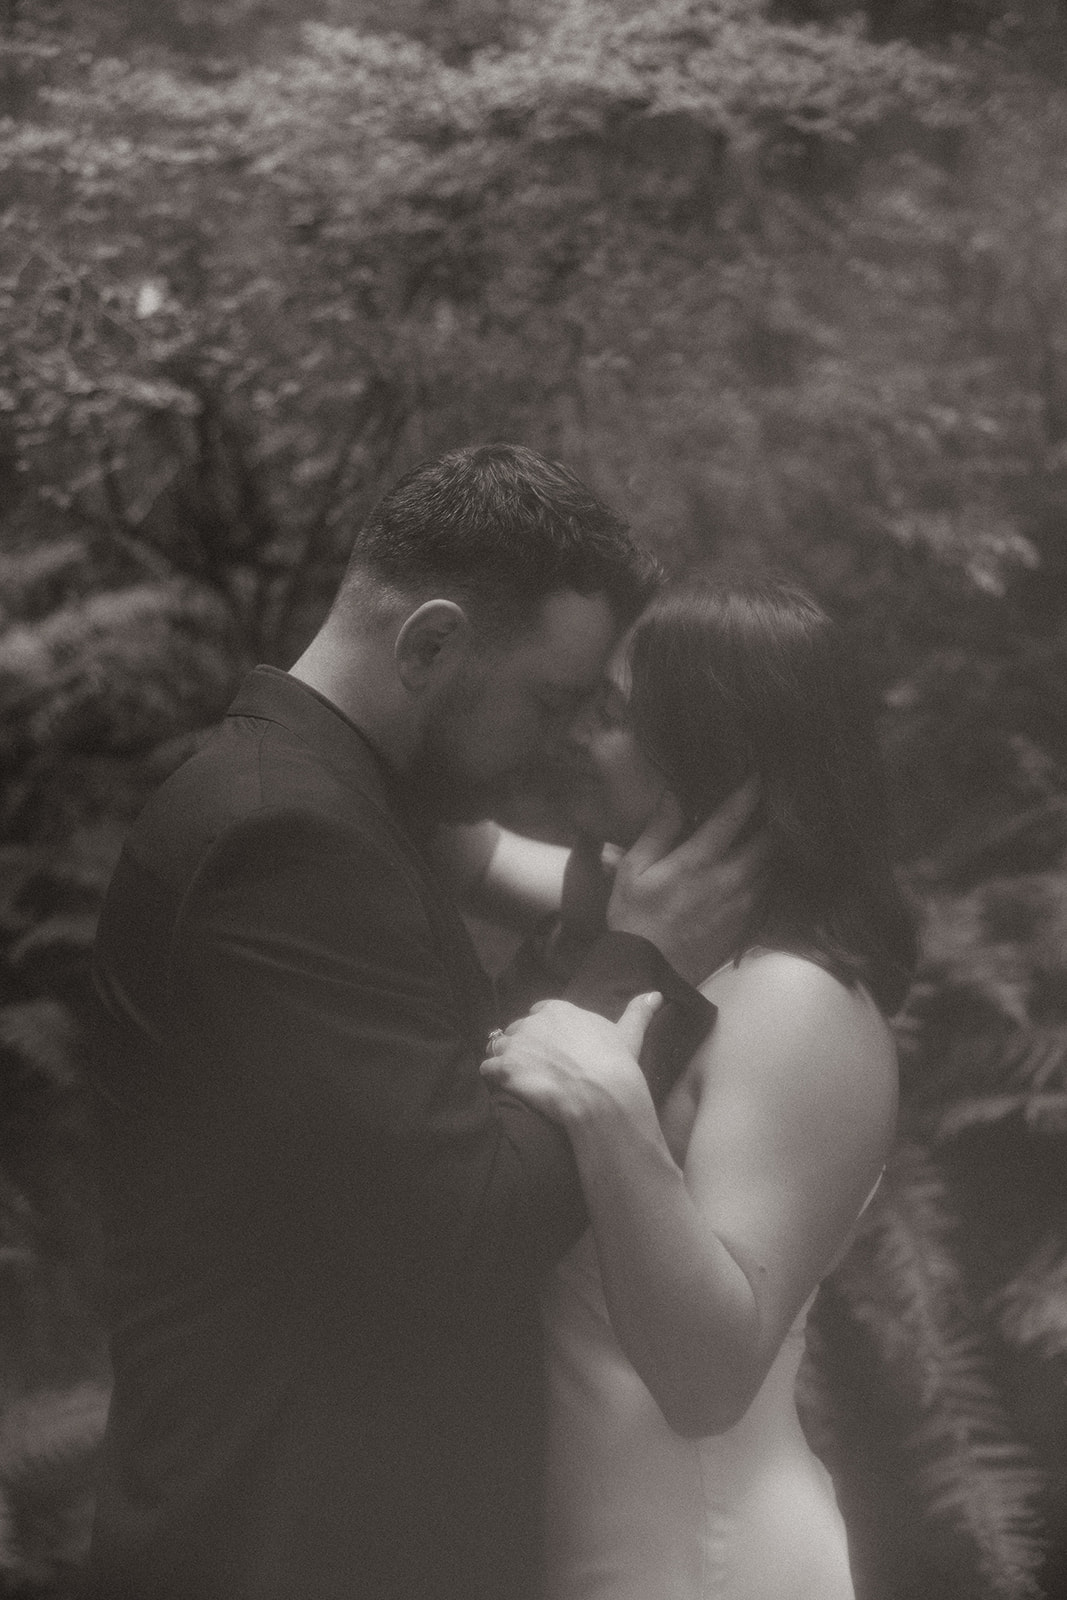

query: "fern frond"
(0, 1382), (109, 1586)
(6, 912), (99, 1000)
(0, 1383), (108, 1491)
(907, 1397), (1048, 1599)
(0, 845), (41, 932)
(932, 1090), (1067, 1141)
(903, 874), (1067, 1074)
(994, 1237), (1067, 1363)
(995, 1027), (1067, 1095)
(903, 1009), (1067, 1123)
(8, 914), (99, 968)
(3, 839), (116, 925)
(0, 1001), (79, 1094)
(913, 797), (1067, 891)
(837, 1141), (1048, 1597)
(915, 889), (1034, 1027)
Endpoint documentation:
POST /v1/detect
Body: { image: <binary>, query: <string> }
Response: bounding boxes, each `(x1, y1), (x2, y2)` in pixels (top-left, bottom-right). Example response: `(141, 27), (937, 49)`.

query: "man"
(87, 444), (757, 1600)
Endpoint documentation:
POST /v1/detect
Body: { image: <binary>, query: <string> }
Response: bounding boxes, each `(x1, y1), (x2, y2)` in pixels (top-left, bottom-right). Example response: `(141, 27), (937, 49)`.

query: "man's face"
(563, 631), (668, 848)
(409, 590), (619, 823)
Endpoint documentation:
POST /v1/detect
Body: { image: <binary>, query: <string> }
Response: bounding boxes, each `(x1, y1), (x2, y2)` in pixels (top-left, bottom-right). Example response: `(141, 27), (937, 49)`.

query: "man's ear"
(395, 599), (471, 692)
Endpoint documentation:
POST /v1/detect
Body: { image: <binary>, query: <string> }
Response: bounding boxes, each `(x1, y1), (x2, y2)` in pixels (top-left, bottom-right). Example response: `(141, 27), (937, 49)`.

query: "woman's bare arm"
(433, 821), (570, 929)
(483, 953), (897, 1435)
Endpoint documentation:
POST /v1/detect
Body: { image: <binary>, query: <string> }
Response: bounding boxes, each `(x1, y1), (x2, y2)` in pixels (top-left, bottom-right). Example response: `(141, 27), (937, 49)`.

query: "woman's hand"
(480, 992), (662, 1125)
(607, 782), (767, 984)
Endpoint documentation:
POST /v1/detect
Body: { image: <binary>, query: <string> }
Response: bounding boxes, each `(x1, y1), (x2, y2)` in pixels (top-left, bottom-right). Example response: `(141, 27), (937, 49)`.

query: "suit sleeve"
(565, 932), (716, 1103)
(168, 807), (587, 1324)
(497, 928), (716, 1105)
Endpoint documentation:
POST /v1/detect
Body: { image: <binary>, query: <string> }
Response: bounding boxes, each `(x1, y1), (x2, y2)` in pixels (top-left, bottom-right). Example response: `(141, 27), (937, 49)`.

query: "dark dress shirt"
(86, 666), (710, 1600)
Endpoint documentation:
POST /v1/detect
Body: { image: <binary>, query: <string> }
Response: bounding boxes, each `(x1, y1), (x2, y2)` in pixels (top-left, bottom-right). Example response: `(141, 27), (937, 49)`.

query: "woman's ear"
(395, 599), (471, 692)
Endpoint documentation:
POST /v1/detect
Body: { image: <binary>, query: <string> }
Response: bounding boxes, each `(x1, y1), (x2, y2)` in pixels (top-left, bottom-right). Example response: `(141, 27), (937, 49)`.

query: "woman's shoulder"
(702, 947), (888, 1032)
(696, 948), (897, 1136)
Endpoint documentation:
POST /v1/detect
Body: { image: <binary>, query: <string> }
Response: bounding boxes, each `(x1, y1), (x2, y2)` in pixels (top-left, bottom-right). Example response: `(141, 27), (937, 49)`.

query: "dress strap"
(858, 1167), (885, 1216)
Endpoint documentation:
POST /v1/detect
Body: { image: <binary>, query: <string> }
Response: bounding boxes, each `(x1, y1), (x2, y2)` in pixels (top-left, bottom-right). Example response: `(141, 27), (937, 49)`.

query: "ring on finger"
(487, 1028), (505, 1054)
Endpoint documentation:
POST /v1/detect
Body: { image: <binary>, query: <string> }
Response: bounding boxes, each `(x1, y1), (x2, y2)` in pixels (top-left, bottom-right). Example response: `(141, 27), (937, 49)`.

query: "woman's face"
(565, 634), (669, 847)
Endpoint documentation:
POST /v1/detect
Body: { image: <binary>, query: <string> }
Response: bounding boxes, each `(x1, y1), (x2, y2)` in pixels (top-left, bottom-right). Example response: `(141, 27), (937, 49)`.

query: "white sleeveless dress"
(539, 955), (881, 1599)
(540, 1238), (856, 1600)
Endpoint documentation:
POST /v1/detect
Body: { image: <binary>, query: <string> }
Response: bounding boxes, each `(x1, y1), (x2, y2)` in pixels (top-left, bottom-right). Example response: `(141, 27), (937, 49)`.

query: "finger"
(724, 821), (771, 880)
(620, 790), (686, 875)
(669, 775), (761, 866)
(615, 991), (663, 1056)
(702, 821), (771, 903)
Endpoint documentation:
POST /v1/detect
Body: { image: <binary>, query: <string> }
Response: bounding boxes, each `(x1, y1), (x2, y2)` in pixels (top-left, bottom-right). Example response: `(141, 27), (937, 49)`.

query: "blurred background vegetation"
(0, 0), (1066, 1595)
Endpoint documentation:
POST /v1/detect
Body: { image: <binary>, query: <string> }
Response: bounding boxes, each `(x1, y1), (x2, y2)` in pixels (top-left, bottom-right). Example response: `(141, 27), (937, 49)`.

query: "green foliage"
(1, 0), (1066, 1595)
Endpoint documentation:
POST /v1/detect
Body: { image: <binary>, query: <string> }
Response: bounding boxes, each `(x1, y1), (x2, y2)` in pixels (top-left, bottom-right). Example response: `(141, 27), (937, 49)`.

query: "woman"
(478, 578), (916, 1600)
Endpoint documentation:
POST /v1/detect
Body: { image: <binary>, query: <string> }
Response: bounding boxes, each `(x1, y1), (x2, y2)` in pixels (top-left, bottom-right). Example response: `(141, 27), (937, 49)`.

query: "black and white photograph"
(0, 2), (1065, 1598)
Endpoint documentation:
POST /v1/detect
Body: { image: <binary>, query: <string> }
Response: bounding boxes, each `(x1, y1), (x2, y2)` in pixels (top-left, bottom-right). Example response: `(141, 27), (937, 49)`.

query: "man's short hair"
(338, 442), (661, 637)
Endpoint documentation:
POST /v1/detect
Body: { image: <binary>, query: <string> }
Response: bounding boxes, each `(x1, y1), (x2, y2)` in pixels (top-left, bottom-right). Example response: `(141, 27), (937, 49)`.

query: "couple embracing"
(87, 443), (915, 1600)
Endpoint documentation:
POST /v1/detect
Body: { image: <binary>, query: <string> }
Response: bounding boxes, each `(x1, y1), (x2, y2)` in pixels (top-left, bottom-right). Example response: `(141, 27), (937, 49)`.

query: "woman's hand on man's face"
(479, 994), (662, 1125)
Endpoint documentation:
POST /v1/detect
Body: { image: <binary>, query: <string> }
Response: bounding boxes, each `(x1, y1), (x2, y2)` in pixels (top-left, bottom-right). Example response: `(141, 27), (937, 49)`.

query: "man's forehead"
(521, 589), (619, 678)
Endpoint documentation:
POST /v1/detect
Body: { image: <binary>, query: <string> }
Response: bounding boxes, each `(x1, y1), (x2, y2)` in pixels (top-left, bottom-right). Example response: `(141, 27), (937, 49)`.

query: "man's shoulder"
(124, 706), (403, 894)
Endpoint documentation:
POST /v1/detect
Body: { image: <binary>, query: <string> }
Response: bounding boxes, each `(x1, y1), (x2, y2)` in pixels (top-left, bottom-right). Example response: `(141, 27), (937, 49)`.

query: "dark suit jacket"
(86, 666), (710, 1600)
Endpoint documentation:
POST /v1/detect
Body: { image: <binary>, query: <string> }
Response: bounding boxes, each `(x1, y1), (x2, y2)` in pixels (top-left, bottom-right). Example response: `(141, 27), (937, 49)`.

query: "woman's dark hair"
(627, 577), (917, 1015)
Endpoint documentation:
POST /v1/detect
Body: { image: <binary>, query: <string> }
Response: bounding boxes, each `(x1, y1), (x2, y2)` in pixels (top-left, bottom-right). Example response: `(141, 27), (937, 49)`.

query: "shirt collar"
(227, 665), (403, 818)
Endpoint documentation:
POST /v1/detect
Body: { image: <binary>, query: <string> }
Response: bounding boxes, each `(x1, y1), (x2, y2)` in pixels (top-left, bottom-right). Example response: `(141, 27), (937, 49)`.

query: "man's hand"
(607, 780), (766, 985)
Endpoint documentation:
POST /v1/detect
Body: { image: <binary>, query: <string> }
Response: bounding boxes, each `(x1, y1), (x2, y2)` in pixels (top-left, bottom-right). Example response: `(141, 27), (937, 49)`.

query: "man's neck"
(289, 633), (417, 775)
